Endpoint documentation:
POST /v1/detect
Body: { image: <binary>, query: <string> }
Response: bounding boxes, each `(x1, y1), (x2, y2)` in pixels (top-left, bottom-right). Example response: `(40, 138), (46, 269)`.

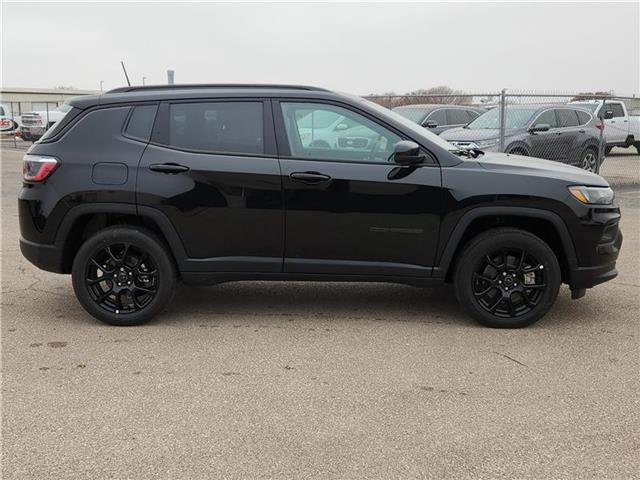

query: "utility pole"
(142, 76), (147, 86)
(167, 70), (175, 85)
(99, 80), (104, 93)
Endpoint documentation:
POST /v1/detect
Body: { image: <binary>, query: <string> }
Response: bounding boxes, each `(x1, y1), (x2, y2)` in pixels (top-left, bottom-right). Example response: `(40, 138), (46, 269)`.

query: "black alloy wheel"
(455, 228), (561, 328)
(473, 248), (546, 318)
(72, 227), (176, 326)
(85, 243), (158, 314)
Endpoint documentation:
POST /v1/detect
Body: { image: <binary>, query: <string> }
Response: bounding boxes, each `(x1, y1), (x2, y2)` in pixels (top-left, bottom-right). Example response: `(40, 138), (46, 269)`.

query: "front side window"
(606, 103), (625, 118)
(169, 102), (263, 155)
(447, 109), (471, 126)
(532, 109), (559, 128)
(280, 102), (402, 163)
(425, 109), (446, 126)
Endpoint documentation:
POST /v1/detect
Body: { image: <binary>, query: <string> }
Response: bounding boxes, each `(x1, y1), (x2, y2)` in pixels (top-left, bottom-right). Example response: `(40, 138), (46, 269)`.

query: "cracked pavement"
(2, 146), (639, 479)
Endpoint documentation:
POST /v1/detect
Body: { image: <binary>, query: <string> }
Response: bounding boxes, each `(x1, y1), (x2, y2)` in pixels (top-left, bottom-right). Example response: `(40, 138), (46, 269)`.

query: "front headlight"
(568, 186), (614, 205)
(475, 138), (499, 148)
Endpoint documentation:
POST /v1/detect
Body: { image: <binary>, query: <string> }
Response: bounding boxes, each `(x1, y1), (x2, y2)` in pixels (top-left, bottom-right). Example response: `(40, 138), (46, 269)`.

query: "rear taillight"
(23, 155), (59, 183)
(596, 118), (605, 130)
(0, 118), (11, 128)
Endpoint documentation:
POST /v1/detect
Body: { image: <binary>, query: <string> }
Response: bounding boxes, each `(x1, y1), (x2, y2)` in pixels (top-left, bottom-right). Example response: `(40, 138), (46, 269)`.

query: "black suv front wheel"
(72, 226), (176, 326)
(454, 228), (561, 328)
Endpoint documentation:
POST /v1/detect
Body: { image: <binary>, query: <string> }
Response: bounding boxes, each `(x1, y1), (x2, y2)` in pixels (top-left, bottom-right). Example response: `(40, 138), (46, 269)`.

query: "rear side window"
(557, 109), (579, 127)
(575, 110), (591, 125)
(125, 105), (158, 141)
(168, 102), (263, 155)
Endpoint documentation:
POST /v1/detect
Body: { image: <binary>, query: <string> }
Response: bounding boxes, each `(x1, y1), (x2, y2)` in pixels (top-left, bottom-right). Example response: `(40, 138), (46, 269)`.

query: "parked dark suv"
(19, 85), (622, 328)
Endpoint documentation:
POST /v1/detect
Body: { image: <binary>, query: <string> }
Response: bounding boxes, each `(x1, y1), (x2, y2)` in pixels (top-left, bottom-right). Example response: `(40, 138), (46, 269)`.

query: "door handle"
(579, 129), (586, 133)
(149, 163), (190, 174)
(290, 172), (332, 184)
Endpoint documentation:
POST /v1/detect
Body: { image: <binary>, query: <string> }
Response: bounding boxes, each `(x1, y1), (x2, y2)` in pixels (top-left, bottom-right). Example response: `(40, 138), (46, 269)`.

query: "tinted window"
(125, 105), (158, 141)
(447, 109), (471, 125)
(606, 103), (625, 118)
(467, 108), (538, 129)
(280, 102), (402, 163)
(576, 110), (592, 125)
(557, 109), (579, 127)
(532, 109), (559, 128)
(169, 102), (263, 154)
(0, 106), (5, 116)
(425, 109), (446, 126)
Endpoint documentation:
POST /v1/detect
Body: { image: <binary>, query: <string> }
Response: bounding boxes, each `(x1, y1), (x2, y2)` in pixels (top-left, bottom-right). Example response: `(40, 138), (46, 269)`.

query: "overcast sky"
(2, 2), (639, 95)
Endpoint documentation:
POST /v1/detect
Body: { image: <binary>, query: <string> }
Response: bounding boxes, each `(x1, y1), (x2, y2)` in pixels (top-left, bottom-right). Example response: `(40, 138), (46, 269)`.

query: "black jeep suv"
(19, 84), (622, 328)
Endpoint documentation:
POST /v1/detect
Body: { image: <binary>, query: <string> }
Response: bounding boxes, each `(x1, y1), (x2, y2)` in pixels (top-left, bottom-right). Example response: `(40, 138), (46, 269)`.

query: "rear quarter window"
(124, 105), (158, 141)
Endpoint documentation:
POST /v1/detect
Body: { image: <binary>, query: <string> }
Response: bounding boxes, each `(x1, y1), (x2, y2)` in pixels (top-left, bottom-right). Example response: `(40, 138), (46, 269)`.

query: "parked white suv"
(570, 100), (640, 154)
(20, 104), (71, 141)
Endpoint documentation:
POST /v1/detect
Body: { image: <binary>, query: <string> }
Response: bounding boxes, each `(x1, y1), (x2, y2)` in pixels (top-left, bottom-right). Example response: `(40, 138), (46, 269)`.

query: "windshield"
(353, 96), (457, 151)
(466, 108), (538, 129)
(392, 106), (428, 123)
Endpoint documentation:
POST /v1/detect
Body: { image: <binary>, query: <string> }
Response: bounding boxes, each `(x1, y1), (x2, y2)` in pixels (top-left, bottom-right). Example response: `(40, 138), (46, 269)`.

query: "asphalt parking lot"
(2, 145), (639, 479)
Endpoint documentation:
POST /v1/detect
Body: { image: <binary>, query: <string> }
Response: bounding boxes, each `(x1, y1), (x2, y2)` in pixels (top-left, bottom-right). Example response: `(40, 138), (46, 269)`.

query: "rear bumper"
(20, 237), (65, 273)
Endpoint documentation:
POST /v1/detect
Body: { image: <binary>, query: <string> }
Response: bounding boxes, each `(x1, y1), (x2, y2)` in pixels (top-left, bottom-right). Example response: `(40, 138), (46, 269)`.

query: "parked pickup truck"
(20, 104), (71, 141)
(570, 100), (640, 154)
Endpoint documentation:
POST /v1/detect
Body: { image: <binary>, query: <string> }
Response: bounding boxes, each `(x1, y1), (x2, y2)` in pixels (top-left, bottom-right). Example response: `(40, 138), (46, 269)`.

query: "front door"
(529, 109), (566, 160)
(274, 100), (442, 277)
(137, 99), (284, 272)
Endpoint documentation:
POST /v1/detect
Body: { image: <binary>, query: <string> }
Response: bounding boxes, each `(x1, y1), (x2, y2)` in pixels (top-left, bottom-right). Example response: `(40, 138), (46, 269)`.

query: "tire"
(579, 148), (599, 172)
(72, 226), (176, 326)
(605, 146), (613, 155)
(454, 228), (561, 328)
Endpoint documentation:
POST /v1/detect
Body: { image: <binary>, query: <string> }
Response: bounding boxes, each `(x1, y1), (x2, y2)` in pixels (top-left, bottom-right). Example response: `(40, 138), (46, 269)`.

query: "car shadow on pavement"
(166, 281), (472, 327)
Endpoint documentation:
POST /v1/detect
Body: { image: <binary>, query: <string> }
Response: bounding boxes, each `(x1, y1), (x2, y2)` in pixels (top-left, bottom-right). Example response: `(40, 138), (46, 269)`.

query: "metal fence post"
(498, 89), (506, 152)
(596, 96), (605, 174)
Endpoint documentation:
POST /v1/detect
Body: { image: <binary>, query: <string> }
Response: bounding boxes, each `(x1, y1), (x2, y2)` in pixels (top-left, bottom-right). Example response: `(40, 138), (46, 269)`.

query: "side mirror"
(529, 123), (550, 133)
(603, 110), (614, 120)
(335, 123), (349, 131)
(424, 120), (438, 128)
(393, 140), (425, 165)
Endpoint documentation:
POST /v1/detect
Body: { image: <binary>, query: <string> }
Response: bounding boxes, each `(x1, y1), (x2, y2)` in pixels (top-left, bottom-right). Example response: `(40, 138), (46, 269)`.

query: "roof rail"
(106, 84), (329, 94)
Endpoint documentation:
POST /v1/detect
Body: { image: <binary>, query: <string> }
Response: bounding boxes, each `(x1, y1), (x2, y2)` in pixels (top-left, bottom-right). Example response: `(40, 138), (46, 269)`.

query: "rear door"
(274, 100), (442, 277)
(528, 109), (564, 160)
(137, 99), (284, 272)
(555, 108), (582, 162)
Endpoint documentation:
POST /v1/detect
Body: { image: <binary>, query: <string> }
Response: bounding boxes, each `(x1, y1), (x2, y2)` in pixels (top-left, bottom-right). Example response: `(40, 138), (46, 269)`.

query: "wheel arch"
(435, 207), (578, 284)
(54, 204), (187, 273)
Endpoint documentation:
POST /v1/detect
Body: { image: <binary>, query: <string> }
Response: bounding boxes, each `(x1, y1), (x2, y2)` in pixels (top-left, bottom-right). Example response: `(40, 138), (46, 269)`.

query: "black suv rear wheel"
(72, 226), (176, 326)
(454, 228), (561, 328)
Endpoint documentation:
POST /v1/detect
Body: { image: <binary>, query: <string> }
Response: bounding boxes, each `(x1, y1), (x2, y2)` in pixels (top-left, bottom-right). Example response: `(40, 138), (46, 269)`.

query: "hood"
(476, 152), (609, 186)
(440, 127), (522, 141)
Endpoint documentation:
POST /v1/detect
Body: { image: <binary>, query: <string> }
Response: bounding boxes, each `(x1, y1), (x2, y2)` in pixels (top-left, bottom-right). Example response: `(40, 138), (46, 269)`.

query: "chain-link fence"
(366, 91), (640, 174)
